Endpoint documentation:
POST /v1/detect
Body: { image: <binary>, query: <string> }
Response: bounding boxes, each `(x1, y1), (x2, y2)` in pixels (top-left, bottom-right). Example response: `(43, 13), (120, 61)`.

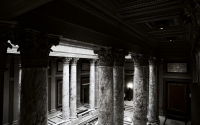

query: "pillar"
(50, 57), (57, 113)
(113, 49), (127, 125)
(94, 48), (114, 125)
(0, 21), (16, 124)
(13, 55), (21, 125)
(70, 58), (79, 120)
(95, 60), (99, 109)
(62, 57), (71, 122)
(132, 54), (148, 125)
(148, 57), (158, 124)
(3, 55), (12, 125)
(11, 29), (60, 125)
(89, 59), (96, 110)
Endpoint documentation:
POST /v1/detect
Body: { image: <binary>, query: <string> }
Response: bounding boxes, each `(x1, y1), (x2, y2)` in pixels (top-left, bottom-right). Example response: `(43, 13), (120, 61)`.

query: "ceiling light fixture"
(170, 40), (172, 41)
(160, 27), (164, 30)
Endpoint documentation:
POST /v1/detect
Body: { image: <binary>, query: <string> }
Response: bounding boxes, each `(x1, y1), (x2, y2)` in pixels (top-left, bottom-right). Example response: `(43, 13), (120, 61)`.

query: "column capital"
(113, 49), (128, 66)
(6, 55), (12, 64)
(63, 57), (72, 64)
(11, 28), (62, 68)
(0, 21), (16, 68)
(14, 55), (21, 64)
(148, 57), (157, 65)
(94, 48), (114, 66)
(50, 57), (57, 63)
(71, 58), (79, 65)
(131, 54), (148, 66)
(90, 59), (97, 65)
(95, 59), (100, 66)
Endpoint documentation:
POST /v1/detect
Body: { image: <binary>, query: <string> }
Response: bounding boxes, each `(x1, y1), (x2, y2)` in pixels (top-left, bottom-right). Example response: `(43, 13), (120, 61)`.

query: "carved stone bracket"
(113, 48), (128, 66)
(94, 48), (115, 66)
(148, 57), (157, 65)
(11, 28), (61, 68)
(63, 57), (72, 64)
(132, 54), (148, 66)
(71, 58), (79, 65)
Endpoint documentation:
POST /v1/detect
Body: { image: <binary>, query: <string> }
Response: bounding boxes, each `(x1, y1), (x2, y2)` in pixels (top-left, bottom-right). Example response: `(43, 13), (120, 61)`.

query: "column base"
(62, 120), (70, 125)
(12, 120), (18, 125)
(147, 120), (159, 125)
(50, 109), (57, 113)
(70, 116), (77, 121)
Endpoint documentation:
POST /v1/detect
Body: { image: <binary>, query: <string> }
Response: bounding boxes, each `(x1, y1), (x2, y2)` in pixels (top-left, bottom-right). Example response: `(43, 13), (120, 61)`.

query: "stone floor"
(48, 101), (191, 125)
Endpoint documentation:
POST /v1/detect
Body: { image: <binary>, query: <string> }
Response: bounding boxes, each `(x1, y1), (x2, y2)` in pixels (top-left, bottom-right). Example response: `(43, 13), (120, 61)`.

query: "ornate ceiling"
(0, 0), (192, 58)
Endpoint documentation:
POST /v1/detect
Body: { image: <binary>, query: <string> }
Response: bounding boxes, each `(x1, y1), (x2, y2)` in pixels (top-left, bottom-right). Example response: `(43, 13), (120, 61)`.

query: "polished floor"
(48, 101), (191, 125)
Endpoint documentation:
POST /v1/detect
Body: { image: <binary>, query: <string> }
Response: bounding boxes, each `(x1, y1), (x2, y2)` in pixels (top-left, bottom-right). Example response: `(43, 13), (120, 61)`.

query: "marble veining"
(98, 66), (113, 125)
(95, 64), (99, 108)
(133, 66), (148, 125)
(19, 68), (48, 125)
(70, 65), (77, 119)
(90, 63), (95, 110)
(113, 66), (124, 125)
(148, 65), (158, 123)
(62, 62), (70, 121)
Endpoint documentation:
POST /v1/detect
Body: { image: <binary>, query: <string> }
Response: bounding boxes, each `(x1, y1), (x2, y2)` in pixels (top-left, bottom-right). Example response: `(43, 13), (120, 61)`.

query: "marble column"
(113, 49), (127, 125)
(62, 57), (71, 122)
(11, 29), (61, 125)
(3, 56), (12, 125)
(148, 57), (158, 124)
(13, 55), (21, 125)
(132, 54), (148, 125)
(50, 57), (57, 113)
(18, 61), (22, 123)
(94, 48), (114, 125)
(95, 60), (99, 109)
(0, 21), (16, 124)
(89, 59), (96, 110)
(70, 58), (79, 120)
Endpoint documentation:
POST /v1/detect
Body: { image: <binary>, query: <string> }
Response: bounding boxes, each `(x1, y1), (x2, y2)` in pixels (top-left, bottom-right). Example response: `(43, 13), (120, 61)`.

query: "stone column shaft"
(70, 58), (79, 119)
(62, 58), (71, 121)
(13, 55), (21, 125)
(148, 57), (158, 124)
(94, 48), (114, 125)
(95, 60), (99, 109)
(3, 56), (11, 125)
(113, 49), (127, 125)
(89, 59), (96, 110)
(132, 55), (148, 125)
(20, 68), (48, 124)
(50, 58), (56, 113)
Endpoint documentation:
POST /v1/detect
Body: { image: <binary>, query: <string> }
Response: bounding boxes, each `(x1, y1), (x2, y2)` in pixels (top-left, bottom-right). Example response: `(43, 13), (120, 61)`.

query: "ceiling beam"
(0, 0), (53, 19)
